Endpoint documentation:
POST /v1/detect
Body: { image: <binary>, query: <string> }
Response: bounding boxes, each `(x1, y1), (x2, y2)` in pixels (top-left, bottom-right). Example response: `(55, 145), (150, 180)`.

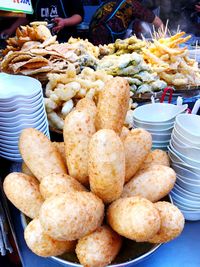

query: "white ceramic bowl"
(0, 97), (43, 112)
(173, 183), (200, 199)
(171, 135), (187, 148)
(177, 173), (200, 186)
(133, 103), (188, 123)
(171, 198), (199, 211)
(148, 127), (173, 134)
(0, 103), (45, 117)
(176, 177), (200, 194)
(169, 142), (200, 167)
(133, 120), (174, 131)
(172, 187), (200, 202)
(173, 125), (200, 148)
(170, 191), (200, 208)
(175, 114), (200, 143)
(171, 139), (200, 161)
(180, 209), (200, 221)
(0, 73), (42, 99)
(171, 163), (200, 181)
(0, 93), (42, 106)
(151, 132), (171, 142)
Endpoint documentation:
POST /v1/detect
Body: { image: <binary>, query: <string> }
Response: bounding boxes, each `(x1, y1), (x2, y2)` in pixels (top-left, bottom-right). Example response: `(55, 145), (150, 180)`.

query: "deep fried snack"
(24, 218), (76, 257)
(120, 126), (130, 142)
(148, 202), (185, 243)
(39, 173), (86, 199)
(3, 172), (43, 219)
(64, 110), (96, 186)
(107, 196), (160, 242)
(122, 165), (176, 202)
(19, 128), (67, 181)
(76, 225), (122, 267)
(21, 162), (35, 177)
(95, 77), (130, 135)
(52, 142), (67, 167)
(89, 129), (125, 203)
(140, 149), (170, 170)
(75, 98), (97, 122)
(39, 192), (104, 241)
(124, 128), (152, 182)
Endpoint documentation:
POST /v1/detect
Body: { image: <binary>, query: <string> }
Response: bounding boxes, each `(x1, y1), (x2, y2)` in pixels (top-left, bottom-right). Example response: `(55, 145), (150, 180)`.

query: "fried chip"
(30, 21), (48, 26)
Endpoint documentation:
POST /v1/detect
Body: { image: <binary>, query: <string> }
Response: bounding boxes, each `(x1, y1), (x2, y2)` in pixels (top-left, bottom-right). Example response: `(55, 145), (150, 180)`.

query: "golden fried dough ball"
(122, 165), (176, 202)
(76, 225), (122, 267)
(107, 196), (160, 242)
(39, 173), (86, 199)
(24, 218), (76, 257)
(124, 128), (152, 183)
(52, 142), (67, 167)
(64, 110), (96, 186)
(140, 149), (170, 170)
(88, 129), (125, 203)
(19, 128), (66, 181)
(148, 202), (185, 243)
(120, 126), (130, 142)
(39, 192), (104, 241)
(3, 172), (43, 219)
(96, 77), (130, 135)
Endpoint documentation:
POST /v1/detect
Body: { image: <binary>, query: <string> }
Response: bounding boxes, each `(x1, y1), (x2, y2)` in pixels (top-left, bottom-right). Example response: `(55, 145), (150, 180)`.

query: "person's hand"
(52, 17), (66, 33)
(195, 2), (200, 12)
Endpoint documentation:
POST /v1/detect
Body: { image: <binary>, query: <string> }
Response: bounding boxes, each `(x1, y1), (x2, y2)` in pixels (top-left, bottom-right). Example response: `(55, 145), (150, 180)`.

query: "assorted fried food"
(3, 77), (185, 266)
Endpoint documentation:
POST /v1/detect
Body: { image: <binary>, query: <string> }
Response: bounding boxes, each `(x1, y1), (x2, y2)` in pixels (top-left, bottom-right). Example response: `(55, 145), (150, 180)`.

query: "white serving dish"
(172, 163), (200, 181)
(171, 139), (200, 161)
(170, 191), (200, 208)
(0, 93), (42, 106)
(172, 185), (200, 202)
(175, 114), (200, 143)
(176, 177), (200, 194)
(180, 209), (200, 221)
(0, 103), (45, 117)
(133, 103), (188, 123)
(173, 126), (200, 148)
(0, 97), (43, 112)
(174, 183), (200, 198)
(148, 127), (173, 134)
(151, 132), (171, 142)
(171, 135), (187, 148)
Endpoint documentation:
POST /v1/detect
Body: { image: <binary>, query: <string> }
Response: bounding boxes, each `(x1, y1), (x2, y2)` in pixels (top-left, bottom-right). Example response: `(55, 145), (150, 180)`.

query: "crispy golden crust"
(76, 225), (122, 267)
(95, 77), (130, 135)
(39, 173), (86, 199)
(120, 126), (130, 142)
(124, 128), (152, 183)
(3, 172), (43, 219)
(63, 110), (96, 186)
(88, 129), (125, 203)
(122, 165), (176, 202)
(19, 128), (67, 181)
(75, 98), (97, 121)
(39, 192), (104, 241)
(148, 202), (185, 243)
(52, 142), (67, 168)
(107, 196), (161, 242)
(24, 218), (76, 257)
(140, 149), (170, 170)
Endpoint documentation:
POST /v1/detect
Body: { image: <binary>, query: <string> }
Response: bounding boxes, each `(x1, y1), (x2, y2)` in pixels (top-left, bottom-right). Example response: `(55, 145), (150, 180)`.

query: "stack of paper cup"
(0, 73), (49, 162)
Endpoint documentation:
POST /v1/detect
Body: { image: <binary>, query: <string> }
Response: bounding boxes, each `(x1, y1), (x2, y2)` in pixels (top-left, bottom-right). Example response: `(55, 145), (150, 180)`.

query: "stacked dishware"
(0, 73), (49, 162)
(168, 114), (200, 221)
(132, 103), (188, 151)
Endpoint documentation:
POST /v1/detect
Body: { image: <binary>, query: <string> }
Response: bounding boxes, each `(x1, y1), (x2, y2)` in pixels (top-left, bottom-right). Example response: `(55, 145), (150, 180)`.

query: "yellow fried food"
(24, 218), (76, 257)
(140, 149), (170, 170)
(148, 202), (185, 243)
(52, 142), (66, 166)
(76, 225), (122, 267)
(75, 98), (97, 121)
(39, 173), (86, 199)
(39, 192), (104, 241)
(95, 77), (130, 135)
(3, 172), (43, 219)
(88, 129), (125, 203)
(120, 126), (130, 142)
(19, 128), (67, 181)
(64, 110), (96, 186)
(124, 128), (152, 182)
(107, 197), (160, 242)
(21, 162), (34, 177)
(122, 165), (176, 202)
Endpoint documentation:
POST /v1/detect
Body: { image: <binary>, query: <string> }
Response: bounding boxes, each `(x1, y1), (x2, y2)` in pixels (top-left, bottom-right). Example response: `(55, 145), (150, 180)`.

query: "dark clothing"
(29, 0), (84, 41)
(89, 0), (156, 45)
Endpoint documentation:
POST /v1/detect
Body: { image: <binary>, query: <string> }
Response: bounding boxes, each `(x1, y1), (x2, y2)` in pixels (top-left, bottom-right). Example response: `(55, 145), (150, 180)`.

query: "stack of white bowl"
(0, 73), (49, 162)
(133, 103), (188, 151)
(168, 114), (200, 221)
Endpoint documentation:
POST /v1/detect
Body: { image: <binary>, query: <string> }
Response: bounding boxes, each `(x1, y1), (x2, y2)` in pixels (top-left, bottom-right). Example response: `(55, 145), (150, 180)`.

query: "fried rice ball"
(25, 218), (76, 257)
(76, 225), (122, 267)
(39, 191), (104, 241)
(148, 202), (185, 243)
(107, 196), (161, 242)
(39, 173), (86, 199)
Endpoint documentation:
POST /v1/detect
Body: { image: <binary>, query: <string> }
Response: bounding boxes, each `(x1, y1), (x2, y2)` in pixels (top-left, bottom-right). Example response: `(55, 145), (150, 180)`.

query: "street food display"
(1, 23), (200, 132)
(3, 78), (185, 265)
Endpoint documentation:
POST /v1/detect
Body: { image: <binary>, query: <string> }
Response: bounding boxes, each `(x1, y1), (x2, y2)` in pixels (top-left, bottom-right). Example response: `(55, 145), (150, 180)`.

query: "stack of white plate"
(0, 73), (49, 162)
(133, 103), (188, 151)
(168, 114), (200, 221)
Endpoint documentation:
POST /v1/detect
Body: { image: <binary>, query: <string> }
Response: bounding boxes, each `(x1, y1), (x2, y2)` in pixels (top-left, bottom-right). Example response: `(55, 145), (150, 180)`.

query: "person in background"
(28, 0), (84, 42)
(89, 0), (163, 45)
